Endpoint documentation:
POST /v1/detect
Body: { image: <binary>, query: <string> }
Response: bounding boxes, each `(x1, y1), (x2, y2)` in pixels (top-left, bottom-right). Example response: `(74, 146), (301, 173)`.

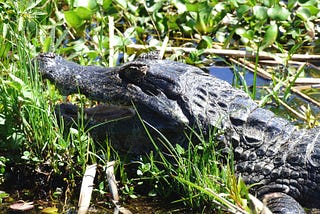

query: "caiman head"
(35, 53), (191, 129)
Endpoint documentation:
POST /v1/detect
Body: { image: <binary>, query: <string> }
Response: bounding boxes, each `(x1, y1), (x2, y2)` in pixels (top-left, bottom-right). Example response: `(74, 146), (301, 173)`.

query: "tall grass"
(132, 108), (251, 213)
(0, 1), (112, 191)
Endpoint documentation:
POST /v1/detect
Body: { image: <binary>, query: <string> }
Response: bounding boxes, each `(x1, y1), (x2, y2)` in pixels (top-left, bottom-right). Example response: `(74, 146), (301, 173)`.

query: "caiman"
(35, 52), (320, 213)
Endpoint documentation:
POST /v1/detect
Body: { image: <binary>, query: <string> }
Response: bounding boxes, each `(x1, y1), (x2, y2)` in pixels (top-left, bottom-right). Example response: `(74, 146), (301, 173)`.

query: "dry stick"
(253, 60), (320, 85)
(78, 164), (97, 214)
(108, 16), (115, 67)
(127, 44), (320, 61)
(235, 58), (320, 108)
(294, 78), (320, 85)
(232, 58), (316, 120)
(105, 161), (132, 214)
(291, 86), (320, 107)
(106, 161), (119, 202)
(259, 59), (306, 65)
(265, 88), (307, 121)
(230, 58), (273, 80)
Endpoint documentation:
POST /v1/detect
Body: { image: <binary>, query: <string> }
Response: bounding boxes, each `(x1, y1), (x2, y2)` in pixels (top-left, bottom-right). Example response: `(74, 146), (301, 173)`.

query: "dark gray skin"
(35, 53), (320, 213)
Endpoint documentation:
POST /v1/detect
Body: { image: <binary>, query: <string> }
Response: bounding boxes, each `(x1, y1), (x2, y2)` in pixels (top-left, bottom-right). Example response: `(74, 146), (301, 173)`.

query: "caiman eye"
(118, 61), (149, 83)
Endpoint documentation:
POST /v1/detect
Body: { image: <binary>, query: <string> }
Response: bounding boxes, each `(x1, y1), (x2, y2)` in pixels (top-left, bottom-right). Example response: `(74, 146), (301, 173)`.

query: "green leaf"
(267, 6), (290, 21)
(304, 5), (319, 15)
(74, 0), (97, 10)
(74, 6), (93, 20)
(43, 37), (52, 53)
(243, 30), (254, 40)
(236, 5), (250, 17)
(235, 27), (246, 36)
(253, 6), (268, 20)
(288, 0), (298, 9)
(260, 24), (278, 50)
(114, 0), (127, 9)
(102, 0), (112, 9)
(64, 11), (83, 29)
(298, 0), (317, 5)
(296, 7), (312, 21)
(0, 38), (11, 58)
(172, 0), (187, 13)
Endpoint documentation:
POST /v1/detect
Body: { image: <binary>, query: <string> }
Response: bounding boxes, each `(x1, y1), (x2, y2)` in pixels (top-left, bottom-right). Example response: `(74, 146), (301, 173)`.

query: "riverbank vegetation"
(0, 0), (320, 213)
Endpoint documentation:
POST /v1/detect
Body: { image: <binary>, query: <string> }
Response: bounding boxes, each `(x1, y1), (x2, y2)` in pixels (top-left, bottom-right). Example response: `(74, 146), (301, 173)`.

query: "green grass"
(128, 108), (251, 212)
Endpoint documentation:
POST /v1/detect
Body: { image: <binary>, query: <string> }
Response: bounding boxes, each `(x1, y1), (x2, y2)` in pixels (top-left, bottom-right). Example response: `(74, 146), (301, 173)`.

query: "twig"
(265, 88), (307, 121)
(259, 59), (306, 65)
(294, 78), (320, 85)
(127, 44), (320, 62)
(232, 58), (320, 108)
(106, 161), (119, 201)
(291, 86), (320, 107)
(78, 164), (97, 214)
(109, 16), (115, 67)
(105, 161), (132, 214)
(230, 58), (272, 80)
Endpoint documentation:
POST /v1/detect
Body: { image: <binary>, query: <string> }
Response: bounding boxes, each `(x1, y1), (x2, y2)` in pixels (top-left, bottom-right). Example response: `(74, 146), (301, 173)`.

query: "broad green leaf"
(305, 20), (315, 34)
(235, 27), (246, 36)
(260, 24), (278, 50)
(102, 0), (112, 9)
(267, 6), (290, 21)
(304, 5), (319, 15)
(296, 7), (312, 21)
(236, 0), (247, 4)
(236, 5), (250, 17)
(114, 0), (127, 9)
(25, 0), (43, 11)
(298, 0), (317, 5)
(216, 31), (227, 43)
(172, 0), (187, 14)
(6, 74), (24, 91)
(253, 6), (268, 20)
(288, 0), (298, 9)
(74, 0), (97, 10)
(243, 30), (254, 39)
(74, 7), (93, 20)
(198, 36), (213, 49)
(262, 0), (276, 7)
(64, 11), (83, 29)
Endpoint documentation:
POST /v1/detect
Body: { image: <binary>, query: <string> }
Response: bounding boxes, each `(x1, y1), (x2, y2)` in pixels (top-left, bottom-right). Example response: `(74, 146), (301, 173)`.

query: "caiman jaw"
(35, 53), (189, 126)
(56, 103), (136, 124)
(35, 53), (136, 122)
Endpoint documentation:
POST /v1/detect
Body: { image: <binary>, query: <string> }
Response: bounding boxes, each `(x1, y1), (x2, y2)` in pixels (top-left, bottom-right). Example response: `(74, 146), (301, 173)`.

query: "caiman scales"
(36, 53), (320, 213)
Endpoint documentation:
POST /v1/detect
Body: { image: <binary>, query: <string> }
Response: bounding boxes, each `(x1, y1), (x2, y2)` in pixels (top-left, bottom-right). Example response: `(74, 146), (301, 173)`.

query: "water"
(209, 65), (270, 87)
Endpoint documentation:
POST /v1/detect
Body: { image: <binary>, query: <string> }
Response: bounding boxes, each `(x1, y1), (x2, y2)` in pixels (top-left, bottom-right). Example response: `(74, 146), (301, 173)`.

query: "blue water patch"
(208, 66), (270, 87)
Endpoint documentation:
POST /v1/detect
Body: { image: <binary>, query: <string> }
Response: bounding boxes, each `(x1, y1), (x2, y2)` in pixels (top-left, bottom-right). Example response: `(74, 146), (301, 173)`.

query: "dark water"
(209, 65), (270, 87)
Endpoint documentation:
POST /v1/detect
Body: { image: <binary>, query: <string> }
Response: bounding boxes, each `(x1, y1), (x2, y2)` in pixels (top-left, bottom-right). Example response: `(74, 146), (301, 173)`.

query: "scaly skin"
(36, 53), (320, 213)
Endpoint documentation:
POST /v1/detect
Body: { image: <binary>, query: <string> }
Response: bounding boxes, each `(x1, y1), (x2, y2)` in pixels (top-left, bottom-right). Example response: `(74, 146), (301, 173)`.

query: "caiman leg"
(262, 192), (305, 213)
